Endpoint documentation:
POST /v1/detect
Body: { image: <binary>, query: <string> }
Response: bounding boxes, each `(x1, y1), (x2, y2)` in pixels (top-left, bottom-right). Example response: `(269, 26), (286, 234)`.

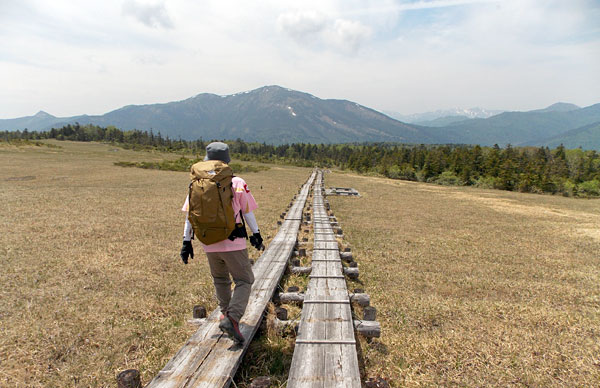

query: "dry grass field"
(326, 171), (600, 387)
(2, 141), (599, 387)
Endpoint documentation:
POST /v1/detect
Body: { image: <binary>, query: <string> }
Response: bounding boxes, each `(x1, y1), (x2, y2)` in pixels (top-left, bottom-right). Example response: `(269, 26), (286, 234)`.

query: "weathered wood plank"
(287, 171), (360, 388)
(146, 171), (317, 388)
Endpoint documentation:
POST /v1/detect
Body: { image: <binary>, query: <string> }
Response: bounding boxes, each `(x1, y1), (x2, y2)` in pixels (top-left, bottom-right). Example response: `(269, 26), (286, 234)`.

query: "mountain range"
(1, 86), (599, 149)
(0, 86), (440, 144)
(384, 107), (505, 126)
(427, 102), (600, 148)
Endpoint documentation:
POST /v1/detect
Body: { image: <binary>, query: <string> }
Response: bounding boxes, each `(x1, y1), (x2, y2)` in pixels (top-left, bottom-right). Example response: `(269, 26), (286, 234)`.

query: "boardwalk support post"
(356, 304), (381, 339)
(354, 320), (381, 338)
(291, 266), (312, 274)
(365, 377), (390, 388)
(271, 318), (300, 334)
(364, 306), (377, 321)
(344, 267), (359, 279)
(279, 292), (305, 304)
(193, 306), (207, 319)
(117, 369), (141, 388)
(348, 293), (370, 307)
(250, 376), (271, 388)
(276, 307), (288, 320)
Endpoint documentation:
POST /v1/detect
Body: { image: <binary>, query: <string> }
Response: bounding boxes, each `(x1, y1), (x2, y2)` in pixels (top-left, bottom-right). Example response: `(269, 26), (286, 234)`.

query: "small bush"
(113, 161), (137, 168)
(577, 180), (600, 197)
(387, 165), (417, 181)
(431, 171), (461, 186)
(474, 176), (497, 189)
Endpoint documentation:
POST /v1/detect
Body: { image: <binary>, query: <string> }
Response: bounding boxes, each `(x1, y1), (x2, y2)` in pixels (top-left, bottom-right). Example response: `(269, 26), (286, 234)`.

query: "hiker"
(180, 142), (263, 344)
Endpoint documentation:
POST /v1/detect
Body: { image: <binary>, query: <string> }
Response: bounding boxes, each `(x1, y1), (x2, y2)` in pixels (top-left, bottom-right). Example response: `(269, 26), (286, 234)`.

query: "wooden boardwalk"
(146, 171), (316, 388)
(287, 171), (361, 388)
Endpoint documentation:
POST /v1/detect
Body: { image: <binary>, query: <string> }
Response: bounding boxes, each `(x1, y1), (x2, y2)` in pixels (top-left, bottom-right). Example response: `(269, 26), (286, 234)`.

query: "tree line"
(1, 123), (205, 152)
(2, 123), (599, 197)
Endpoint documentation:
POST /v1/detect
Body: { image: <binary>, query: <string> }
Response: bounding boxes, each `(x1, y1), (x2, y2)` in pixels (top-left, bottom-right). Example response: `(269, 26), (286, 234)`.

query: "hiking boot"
(218, 314), (245, 344)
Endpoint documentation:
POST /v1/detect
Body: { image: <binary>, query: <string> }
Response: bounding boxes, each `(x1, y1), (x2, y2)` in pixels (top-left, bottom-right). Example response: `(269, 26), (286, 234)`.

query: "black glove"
(249, 232), (264, 251)
(180, 240), (194, 264)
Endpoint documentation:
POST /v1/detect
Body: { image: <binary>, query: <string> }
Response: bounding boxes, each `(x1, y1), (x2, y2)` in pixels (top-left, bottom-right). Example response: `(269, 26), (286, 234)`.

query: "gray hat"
(204, 142), (231, 164)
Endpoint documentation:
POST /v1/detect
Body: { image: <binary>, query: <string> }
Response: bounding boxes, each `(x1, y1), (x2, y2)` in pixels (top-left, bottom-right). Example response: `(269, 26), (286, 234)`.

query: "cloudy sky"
(1, 0), (599, 118)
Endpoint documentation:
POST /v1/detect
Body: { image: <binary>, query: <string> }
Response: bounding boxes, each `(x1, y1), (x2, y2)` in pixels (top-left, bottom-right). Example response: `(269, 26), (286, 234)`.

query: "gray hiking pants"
(206, 249), (255, 322)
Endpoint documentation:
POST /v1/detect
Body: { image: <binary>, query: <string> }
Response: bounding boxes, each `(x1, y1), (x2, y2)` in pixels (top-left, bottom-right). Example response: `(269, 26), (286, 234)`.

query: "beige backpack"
(187, 160), (236, 245)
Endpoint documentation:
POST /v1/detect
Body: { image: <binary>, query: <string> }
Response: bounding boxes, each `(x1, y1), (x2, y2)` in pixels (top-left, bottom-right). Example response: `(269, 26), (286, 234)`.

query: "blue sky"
(1, 0), (599, 118)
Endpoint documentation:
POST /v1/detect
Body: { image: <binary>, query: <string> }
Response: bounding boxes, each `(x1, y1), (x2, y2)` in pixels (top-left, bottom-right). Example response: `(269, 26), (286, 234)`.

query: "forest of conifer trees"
(2, 123), (599, 197)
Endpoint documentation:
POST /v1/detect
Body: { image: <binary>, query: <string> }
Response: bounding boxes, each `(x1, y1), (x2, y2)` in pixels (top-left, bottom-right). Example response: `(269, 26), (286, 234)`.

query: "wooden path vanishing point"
(287, 170), (361, 388)
(146, 171), (317, 388)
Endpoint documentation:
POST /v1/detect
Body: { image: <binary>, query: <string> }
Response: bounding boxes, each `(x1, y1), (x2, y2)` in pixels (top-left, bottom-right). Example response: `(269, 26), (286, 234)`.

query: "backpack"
(187, 160), (236, 245)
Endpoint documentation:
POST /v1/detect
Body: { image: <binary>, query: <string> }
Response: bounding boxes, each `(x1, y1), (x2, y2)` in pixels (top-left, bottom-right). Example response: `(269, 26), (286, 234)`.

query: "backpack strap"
(228, 210), (248, 240)
(238, 210), (247, 237)
(187, 182), (195, 240)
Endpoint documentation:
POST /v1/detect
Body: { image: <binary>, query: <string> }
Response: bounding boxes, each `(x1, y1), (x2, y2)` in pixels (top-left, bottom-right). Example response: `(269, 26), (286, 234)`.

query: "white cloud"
(395, 0), (500, 11)
(369, 0), (600, 111)
(122, 0), (174, 29)
(277, 10), (372, 53)
(133, 53), (167, 65)
(327, 19), (373, 52)
(277, 11), (328, 41)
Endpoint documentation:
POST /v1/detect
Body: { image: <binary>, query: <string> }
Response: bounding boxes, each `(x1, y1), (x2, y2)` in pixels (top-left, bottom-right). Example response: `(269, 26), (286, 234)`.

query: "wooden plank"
(147, 171), (317, 388)
(312, 241), (339, 250)
(287, 171), (360, 388)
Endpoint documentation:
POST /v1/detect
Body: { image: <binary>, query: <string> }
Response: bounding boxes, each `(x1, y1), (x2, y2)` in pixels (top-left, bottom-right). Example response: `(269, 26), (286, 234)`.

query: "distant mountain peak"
(208, 85), (320, 103)
(248, 85), (311, 96)
(256, 84), (283, 90)
(254, 85), (292, 91)
(34, 110), (55, 118)
(533, 102), (580, 113)
(207, 85), (296, 99)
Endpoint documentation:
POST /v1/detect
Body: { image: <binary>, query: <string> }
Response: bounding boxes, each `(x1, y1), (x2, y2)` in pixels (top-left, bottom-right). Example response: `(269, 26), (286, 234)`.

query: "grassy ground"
(2, 141), (599, 387)
(325, 171), (600, 387)
(0, 141), (309, 387)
